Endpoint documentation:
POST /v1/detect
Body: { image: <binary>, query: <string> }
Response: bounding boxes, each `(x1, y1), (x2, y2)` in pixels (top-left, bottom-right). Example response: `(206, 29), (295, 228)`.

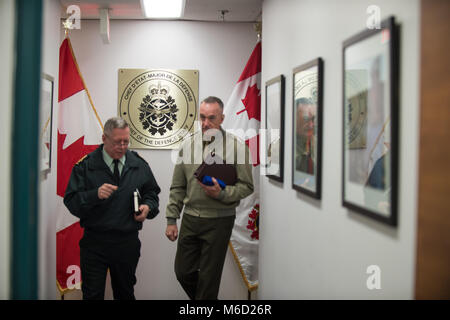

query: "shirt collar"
(102, 147), (126, 167)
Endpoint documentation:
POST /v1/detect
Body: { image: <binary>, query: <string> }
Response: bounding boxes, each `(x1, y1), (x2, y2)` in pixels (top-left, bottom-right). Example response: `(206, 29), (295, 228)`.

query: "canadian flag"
(222, 41), (261, 291)
(56, 38), (103, 292)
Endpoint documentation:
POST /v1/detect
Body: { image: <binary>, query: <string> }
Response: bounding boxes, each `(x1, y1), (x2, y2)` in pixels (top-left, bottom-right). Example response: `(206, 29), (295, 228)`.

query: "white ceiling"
(59, 0), (263, 22)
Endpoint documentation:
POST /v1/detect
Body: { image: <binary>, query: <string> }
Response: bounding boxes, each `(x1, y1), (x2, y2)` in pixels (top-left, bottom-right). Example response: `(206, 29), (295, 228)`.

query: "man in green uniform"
(64, 117), (160, 300)
(165, 96), (254, 300)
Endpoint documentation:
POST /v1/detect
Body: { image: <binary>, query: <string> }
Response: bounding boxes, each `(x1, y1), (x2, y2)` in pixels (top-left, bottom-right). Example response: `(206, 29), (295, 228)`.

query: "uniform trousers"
(175, 214), (235, 300)
(79, 230), (141, 300)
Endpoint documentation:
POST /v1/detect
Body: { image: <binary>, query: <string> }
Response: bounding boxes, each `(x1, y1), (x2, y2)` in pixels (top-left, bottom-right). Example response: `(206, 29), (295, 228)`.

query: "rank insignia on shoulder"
(75, 154), (88, 165)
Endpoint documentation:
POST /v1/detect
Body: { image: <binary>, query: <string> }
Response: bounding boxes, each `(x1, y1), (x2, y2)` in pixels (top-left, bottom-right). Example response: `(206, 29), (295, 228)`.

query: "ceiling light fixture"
(141, 0), (185, 19)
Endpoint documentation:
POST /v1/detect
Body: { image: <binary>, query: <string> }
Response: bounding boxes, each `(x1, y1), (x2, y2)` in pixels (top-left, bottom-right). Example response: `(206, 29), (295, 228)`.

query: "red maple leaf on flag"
(237, 84), (261, 121)
(246, 204), (260, 240)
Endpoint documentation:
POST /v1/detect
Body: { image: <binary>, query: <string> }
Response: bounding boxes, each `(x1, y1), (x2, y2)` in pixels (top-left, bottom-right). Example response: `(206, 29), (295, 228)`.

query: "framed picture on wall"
(292, 58), (323, 199)
(39, 73), (54, 173)
(264, 75), (285, 182)
(342, 16), (399, 226)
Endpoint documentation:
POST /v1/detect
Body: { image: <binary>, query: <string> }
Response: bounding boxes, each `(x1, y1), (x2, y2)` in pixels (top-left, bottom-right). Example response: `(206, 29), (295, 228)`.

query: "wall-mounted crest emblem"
(139, 82), (178, 136)
(118, 69), (198, 149)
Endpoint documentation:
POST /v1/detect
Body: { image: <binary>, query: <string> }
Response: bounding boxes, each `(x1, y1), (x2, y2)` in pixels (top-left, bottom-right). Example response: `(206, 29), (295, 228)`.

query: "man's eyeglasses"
(106, 135), (130, 147)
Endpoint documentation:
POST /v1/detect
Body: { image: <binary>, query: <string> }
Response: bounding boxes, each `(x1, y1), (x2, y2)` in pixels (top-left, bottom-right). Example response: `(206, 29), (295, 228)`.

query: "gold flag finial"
(62, 19), (74, 37)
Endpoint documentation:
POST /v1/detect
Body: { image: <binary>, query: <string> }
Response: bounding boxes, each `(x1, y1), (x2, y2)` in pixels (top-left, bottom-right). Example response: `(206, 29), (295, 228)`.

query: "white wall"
(0, 0), (15, 300)
(57, 19), (256, 299)
(259, 0), (420, 299)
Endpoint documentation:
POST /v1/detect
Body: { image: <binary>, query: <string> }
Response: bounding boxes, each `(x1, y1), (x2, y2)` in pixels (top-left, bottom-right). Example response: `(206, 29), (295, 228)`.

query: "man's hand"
(166, 224), (178, 241)
(97, 183), (118, 200)
(134, 204), (150, 222)
(198, 177), (221, 198)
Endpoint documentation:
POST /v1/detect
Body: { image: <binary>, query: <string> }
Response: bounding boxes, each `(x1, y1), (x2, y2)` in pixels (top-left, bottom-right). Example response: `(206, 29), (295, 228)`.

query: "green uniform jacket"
(64, 145), (161, 233)
(166, 128), (254, 225)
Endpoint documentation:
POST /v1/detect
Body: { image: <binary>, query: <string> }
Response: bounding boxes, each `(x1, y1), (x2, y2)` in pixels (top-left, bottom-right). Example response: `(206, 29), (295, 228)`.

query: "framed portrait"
(342, 16), (399, 226)
(264, 75), (285, 182)
(292, 58), (323, 199)
(39, 73), (54, 172)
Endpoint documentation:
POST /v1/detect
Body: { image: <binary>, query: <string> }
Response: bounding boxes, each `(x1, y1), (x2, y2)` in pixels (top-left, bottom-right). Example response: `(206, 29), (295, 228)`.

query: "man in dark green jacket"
(64, 117), (160, 300)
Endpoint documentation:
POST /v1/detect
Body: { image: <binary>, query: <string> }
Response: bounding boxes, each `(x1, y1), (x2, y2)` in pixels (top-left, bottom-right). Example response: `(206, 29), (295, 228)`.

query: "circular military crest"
(294, 72), (318, 103)
(139, 83), (178, 136)
(118, 69), (198, 149)
(346, 91), (367, 145)
(345, 71), (368, 149)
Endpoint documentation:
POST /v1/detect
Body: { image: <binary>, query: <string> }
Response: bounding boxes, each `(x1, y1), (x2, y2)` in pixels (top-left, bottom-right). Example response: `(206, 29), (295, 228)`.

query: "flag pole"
(225, 21), (262, 297)
(59, 18), (72, 301)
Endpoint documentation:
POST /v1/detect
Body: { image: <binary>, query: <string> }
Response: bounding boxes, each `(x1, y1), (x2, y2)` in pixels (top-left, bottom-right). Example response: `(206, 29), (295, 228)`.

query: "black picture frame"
(292, 58), (323, 199)
(39, 73), (54, 173)
(342, 16), (399, 226)
(264, 75), (285, 182)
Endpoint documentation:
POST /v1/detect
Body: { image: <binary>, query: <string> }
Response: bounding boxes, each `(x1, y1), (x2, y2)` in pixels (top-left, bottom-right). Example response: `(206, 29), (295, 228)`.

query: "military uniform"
(166, 128), (254, 299)
(64, 145), (160, 299)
